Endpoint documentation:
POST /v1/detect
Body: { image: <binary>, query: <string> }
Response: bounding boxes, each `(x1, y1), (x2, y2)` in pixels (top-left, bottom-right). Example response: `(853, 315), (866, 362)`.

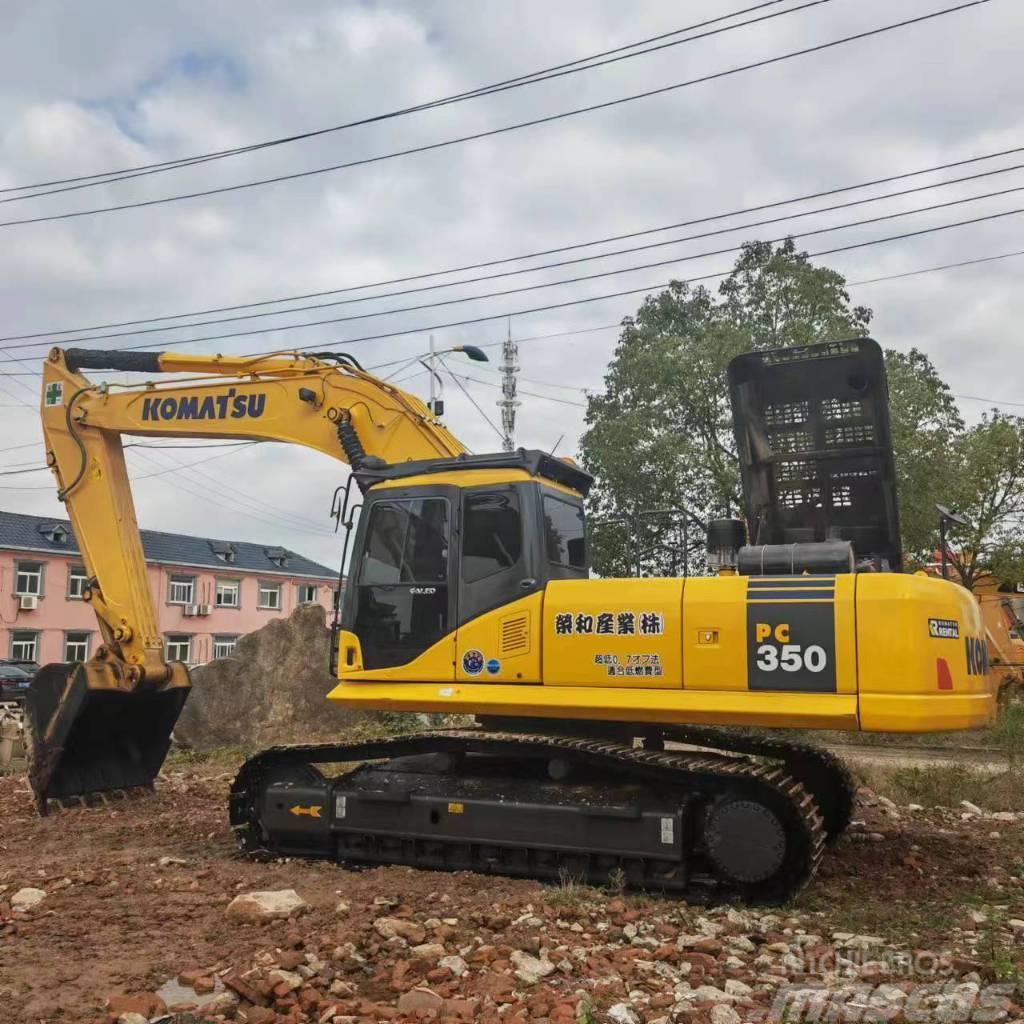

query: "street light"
(424, 335), (489, 416)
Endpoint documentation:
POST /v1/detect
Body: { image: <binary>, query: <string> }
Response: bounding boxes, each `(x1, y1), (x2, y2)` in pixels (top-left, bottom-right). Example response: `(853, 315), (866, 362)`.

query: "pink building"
(0, 511), (341, 667)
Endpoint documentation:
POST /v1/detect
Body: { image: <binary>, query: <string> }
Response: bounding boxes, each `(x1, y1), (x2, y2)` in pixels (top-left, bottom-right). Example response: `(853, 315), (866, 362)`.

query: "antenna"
(497, 318), (520, 452)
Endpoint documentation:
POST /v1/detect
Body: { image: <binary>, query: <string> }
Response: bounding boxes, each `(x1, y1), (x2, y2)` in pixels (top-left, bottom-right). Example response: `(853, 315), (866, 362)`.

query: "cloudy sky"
(0, 0), (1019, 570)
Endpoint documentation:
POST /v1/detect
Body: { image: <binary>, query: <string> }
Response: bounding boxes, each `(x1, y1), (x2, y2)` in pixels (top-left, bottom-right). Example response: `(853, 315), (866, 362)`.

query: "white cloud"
(0, 0), (1020, 569)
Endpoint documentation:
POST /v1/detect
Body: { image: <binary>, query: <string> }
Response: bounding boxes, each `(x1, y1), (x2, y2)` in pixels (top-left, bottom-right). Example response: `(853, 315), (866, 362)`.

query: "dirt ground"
(2, 758), (1024, 1024)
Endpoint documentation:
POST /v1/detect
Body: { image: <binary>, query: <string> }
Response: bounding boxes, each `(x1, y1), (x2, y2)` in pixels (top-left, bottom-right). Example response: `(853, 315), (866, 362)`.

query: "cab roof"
(356, 449), (593, 497)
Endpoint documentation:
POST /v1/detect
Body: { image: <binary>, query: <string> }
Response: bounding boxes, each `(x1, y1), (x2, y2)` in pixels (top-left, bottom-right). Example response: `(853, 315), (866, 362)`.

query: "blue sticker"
(486, 658), (501, 675)
(462, 649), (484, 675)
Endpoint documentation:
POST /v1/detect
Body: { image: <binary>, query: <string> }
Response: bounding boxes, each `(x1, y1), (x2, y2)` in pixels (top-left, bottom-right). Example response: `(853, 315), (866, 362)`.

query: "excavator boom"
(29, 346), (463, 808)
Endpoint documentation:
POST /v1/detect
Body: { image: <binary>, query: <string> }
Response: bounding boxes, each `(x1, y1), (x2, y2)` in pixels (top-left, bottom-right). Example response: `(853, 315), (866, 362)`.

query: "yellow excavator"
(25, 337), (995, 904)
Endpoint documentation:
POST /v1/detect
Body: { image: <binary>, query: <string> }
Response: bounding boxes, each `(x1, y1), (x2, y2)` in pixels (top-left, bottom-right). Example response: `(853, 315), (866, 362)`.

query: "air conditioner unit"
(183, 604), (199, 617)
(18, 595), (38, 611)
(196, 604), (212, 616)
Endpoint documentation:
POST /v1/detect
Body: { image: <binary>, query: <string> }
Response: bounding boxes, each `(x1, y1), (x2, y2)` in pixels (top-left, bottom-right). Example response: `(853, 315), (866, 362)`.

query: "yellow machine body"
(332, 488), (994, 733)
(26, 343), (999, 813)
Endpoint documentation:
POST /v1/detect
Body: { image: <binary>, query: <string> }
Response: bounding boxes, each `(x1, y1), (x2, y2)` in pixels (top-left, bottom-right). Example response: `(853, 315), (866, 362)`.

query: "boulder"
(510, 950), (556, 984)
(440, 955), (468, 978)
(374, 916), (427, 944)
(608, 1004), (641, 1024)
(225, 889), (310, 923)
(410, 942), (447, 960)
(711, 1006), (742, 1024)
(396, 988), (444, 1014)
(174, 605), (371, 751)
(11, 887), (46, 912)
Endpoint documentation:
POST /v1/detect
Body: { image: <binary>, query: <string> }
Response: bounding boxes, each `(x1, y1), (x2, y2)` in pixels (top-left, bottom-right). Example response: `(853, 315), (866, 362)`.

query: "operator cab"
(340, 450), (592, 670)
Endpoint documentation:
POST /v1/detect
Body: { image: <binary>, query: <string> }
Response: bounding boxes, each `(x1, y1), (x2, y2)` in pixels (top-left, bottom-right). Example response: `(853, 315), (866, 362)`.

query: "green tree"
(718, 239), (872, 347)
(580, 239), (988, 577)
(883, 349), (964, 566)
(582, 282), (740, 575)
(581, 239), (871, 576)
(943, 413), (1024, 591)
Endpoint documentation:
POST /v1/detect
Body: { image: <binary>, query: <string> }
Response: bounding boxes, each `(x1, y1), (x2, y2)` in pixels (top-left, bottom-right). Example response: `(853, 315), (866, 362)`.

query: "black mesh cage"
(727, 338), (902, 571)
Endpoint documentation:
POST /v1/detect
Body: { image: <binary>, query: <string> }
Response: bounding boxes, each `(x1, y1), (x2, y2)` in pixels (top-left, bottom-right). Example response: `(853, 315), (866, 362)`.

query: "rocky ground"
(1, 760), (1023, 1024)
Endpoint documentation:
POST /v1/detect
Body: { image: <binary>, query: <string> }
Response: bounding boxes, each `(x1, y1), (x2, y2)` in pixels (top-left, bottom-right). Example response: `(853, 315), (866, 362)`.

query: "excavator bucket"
(25, 662), (190, 813)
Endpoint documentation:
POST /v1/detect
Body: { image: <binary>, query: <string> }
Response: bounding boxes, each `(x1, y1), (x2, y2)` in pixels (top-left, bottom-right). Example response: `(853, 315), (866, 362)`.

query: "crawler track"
(664, 726), (857, 843)
(229, 730), (826, 905)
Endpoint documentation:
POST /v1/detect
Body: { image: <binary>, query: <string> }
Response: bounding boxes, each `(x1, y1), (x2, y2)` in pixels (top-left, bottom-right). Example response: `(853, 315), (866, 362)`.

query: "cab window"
(543, 493), (586, 569)
(462, 492), (522, 582)
(360, 499), (449, 584)
(355, 497), (451, 670)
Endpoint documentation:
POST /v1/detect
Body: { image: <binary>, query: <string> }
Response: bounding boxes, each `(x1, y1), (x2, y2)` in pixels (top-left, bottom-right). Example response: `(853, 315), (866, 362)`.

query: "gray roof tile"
(0, 510), (338, 580)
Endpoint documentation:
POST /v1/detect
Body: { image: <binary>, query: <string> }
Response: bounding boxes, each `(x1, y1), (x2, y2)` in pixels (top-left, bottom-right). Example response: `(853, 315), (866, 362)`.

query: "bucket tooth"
(25, 661), (190, 814)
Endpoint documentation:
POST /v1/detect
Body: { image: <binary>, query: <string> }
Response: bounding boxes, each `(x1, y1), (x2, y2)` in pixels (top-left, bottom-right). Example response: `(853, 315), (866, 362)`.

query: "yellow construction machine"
(25, 337), (996, 903)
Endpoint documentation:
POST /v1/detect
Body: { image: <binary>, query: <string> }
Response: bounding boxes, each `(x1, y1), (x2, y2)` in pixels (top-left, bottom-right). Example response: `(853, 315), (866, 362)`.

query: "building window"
(258, 581), (282, 610)
(332, 586), (343, 612)
(168, 574), (195, 605)
(64, 631), (90, 662)
(216, 578), (240, 608)
(212, 635), (238, 659)
(165, 634), (192, 664)
(297, 584), (318, 605)
(10, 630), (39, 663)
(67, 565), (89, 600)
(15, 561), (43, 597)
(210, 540), (235, 563)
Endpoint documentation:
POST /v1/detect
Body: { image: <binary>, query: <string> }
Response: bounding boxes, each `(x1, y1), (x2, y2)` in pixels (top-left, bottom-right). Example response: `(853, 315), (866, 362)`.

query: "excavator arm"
(29, 345), (466, 808)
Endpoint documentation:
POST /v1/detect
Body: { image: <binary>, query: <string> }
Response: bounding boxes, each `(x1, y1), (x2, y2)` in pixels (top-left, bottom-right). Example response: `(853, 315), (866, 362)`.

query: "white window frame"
(215, 578), (240, 608)
(168, 574), (196, 605)
(165, 634), (192, 664)
(258, 581), (281, 610)
(297, 583), (318, 605)
(212, 635), (238, 659)
(15, 561), (43, 597)
(10, 630), (39, 662)
(63, 631), (91, 662)
(67, 564), (89, 600)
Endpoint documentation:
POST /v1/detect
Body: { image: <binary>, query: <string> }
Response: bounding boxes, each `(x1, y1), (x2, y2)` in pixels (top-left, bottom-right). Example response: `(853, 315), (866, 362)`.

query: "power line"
(9, 141), (1022, 346)
(449, 369), (588, 408)
(0, 1), (811, 199)
(465, 361), (598, 394)
(128, 440), (265, 450)
(0, 2), (989, 232)
(440, 360), (505, 441)
(0, 360), (337, 534)
(848, 248), (1024, 285)
(0, 441), (267, 474)
(37, 160), (1024, 349)
(126, 446), (334, 534)
(0, 367), (339, 535)
(124, 451), (337, 537)
(13, 189), (1024, 360)
(955, 394), (1024, 407)
(0, 445), (258, 487)
(364, 323), (625, 373)
(0, 440), (47, 454)
(1, 205), (1023, 374)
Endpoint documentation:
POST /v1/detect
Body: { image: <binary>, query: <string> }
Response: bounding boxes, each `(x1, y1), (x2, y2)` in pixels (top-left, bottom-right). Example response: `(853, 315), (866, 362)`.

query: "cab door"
(455, 485), (541, 682)
(349, 491), (455, 673)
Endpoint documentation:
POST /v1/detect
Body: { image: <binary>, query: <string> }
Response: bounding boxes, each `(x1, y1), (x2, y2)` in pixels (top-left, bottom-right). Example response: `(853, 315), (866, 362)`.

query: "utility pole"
(498, 320), (520, 452)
